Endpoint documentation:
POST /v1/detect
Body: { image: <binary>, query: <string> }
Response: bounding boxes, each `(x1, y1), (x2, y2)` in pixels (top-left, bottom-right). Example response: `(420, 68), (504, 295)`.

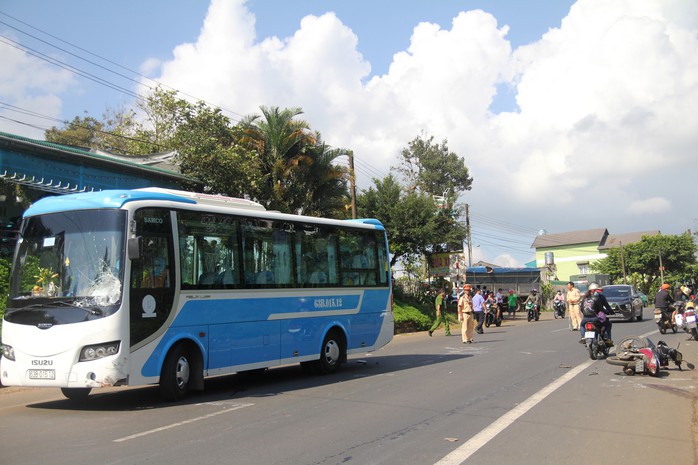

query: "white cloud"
(0, 32), (75, 138)
(144, 0), (698, 264)
(628, 197), (671, 214)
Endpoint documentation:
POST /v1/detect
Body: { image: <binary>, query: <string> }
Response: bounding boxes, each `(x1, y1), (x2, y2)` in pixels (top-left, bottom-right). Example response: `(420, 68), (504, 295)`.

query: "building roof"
(598, 230), (660, 250)
(531, 228), (608, 249)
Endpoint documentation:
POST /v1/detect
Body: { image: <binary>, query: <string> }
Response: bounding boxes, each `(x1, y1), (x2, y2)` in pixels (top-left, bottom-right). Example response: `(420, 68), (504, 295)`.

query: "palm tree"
(295, 139), (350, 218)
(239, 106), (316, 211)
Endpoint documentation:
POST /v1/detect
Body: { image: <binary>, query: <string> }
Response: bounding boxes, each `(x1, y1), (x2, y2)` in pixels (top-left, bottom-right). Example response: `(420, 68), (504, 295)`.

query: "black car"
(602, 284), (644, 322)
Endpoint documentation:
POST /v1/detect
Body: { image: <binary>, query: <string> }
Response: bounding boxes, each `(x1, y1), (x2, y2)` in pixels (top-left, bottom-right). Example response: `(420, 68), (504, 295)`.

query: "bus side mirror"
(128, 236), (142, 260)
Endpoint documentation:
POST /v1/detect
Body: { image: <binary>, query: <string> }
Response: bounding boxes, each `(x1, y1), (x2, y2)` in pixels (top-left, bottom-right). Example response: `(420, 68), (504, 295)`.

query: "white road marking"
(434, 360), (594, 465)
(434, 328), (661, 464)
(113, 402), (254, 442)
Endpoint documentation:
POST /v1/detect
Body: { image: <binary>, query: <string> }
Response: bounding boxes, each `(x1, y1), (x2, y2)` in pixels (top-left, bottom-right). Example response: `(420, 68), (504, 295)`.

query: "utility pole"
(658, 248), (664, 283)
(465, 203), (472, 267)
(347, 150), (357, 219)
(620, 241), (627, 284)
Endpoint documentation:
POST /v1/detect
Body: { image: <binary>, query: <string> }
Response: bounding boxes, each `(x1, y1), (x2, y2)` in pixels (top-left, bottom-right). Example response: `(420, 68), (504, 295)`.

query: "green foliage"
(540, 282), (554, 308)
(394, 297), (433, 333)
(0, 257), (10, 326)
(593, 233), (697, 294)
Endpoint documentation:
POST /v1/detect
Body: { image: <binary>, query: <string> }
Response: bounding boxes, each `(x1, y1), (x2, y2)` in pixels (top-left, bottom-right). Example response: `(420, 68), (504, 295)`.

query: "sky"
(1, 0), (697, 267)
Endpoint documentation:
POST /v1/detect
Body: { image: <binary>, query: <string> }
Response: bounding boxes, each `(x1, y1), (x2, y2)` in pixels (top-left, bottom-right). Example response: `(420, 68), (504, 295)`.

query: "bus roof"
(23, 188), (385, 230)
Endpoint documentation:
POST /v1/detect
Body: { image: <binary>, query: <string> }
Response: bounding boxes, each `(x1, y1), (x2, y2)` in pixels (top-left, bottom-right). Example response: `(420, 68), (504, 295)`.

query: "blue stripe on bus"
(140, 289), (389, 377)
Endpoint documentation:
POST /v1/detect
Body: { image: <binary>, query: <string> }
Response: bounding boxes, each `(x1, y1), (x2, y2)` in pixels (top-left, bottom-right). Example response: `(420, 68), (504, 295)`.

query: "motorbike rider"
(579, 282), (614, 345)
(553, 290), (565, 314)
(486, 292), (501, 321)
(525, 289), (541, 319)
(655, 283), (674, 324)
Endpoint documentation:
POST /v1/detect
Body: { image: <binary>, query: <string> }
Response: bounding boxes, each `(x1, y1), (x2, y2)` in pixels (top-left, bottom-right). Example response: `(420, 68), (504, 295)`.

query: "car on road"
(602, 284), (644, 321)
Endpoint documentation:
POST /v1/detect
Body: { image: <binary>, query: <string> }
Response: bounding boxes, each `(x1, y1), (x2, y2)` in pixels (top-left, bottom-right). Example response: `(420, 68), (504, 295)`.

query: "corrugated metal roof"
(531, 228), (608, 249)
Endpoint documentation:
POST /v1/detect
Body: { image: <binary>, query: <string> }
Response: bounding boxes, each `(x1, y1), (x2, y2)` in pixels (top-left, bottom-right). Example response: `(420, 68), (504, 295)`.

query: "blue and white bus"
(1, 188), (393, 400)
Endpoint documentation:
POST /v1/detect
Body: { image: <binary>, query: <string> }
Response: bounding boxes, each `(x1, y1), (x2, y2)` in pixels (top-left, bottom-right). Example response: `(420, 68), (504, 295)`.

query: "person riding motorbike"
(655, 283), (675, 323)
(486, 292), (501, 321)
(579, 282), (614, 346)
(525, 289), (541, 320)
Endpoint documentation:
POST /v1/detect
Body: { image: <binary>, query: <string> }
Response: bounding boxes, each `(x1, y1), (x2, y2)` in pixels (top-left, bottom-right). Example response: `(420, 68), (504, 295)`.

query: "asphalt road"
(0, 308), (696, 465)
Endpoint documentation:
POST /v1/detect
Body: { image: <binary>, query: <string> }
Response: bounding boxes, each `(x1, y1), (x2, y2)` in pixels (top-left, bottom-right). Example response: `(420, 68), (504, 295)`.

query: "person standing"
(566, 281), (582, 330)
(458, 284), (474, 343)
(508, 289), (518, 319)
(472, 288), (486, 334)
(428, 288), (451, 337)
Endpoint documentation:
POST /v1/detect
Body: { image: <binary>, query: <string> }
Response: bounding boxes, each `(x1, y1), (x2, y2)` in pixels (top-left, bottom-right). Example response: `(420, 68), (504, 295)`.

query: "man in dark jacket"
(580, 282), (614, 344)
(655, 283), (674, 322)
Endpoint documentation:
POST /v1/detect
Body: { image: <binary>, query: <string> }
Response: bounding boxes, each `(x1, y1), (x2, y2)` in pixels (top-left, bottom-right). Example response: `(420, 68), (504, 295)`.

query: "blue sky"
(1, 0), (697, 266)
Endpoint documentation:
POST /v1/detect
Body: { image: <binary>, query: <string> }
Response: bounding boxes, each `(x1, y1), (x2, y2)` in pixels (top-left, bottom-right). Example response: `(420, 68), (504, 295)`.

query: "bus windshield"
(7, 209), (126, 317)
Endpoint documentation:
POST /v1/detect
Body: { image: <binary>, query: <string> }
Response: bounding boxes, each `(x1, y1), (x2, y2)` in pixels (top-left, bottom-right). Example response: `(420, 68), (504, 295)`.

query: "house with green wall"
(531, 228), (660, 282)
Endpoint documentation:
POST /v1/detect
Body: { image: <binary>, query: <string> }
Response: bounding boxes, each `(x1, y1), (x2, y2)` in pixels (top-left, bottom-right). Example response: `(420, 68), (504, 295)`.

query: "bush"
(394, 296), (434, 333)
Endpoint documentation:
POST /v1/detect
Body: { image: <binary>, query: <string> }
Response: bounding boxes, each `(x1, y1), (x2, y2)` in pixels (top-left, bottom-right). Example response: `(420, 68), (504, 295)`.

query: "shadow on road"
(25, 352), (472, 412)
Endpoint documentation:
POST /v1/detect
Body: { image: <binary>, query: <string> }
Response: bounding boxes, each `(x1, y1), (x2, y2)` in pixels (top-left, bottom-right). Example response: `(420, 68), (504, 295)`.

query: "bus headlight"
(79, 341), (120, 362)
(1, 343), (15, 361)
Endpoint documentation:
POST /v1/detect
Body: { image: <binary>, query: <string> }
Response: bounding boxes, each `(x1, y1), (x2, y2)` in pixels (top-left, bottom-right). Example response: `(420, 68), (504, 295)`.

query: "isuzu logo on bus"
(31, 359), (53, 366)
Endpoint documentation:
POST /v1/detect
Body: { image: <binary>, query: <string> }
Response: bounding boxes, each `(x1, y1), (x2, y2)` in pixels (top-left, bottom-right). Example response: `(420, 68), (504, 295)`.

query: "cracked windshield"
(9, 209), (126, 311)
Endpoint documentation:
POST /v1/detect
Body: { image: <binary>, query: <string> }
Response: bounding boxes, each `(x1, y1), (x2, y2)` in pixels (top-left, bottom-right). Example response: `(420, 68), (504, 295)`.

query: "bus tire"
(317, 330), (345, 375)
(160, 344), (192, 401)
(61, 387), (91, 401)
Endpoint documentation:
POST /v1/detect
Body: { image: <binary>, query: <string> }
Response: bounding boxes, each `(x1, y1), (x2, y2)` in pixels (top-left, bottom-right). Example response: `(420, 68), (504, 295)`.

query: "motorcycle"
(484, 302), (502, 328)
(525, 301), (539, 322)
(606, 336), (694, 376)
(581, 319), (611, 360)
(655, 306), (678, 334)
(553, 300), (566, 319)
(675, 301), (698, 341)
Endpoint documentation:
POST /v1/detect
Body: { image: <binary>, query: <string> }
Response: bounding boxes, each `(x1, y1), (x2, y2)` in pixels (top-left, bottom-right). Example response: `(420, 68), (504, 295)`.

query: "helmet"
(686, 301), (695, 310)
(588, 282), (601, 291)
(661, 283), (670, 290)
(681, 285), (692, 296)
(531, 289), (538, 294)
(464, 284), (472, 290)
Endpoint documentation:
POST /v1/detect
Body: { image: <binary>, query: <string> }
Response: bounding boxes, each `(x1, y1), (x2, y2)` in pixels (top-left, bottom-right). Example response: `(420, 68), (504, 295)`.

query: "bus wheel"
(317, 331), (344, 375)
(160, 344), (192, 401)
(61, 387), (91, 401)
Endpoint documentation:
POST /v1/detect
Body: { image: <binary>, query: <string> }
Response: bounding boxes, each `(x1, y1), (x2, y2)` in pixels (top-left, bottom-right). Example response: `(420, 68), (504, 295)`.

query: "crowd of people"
(426, 280), (697, 347)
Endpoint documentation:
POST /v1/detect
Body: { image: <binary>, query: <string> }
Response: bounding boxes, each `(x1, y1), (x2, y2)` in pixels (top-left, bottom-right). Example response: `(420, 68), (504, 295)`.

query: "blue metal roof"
(24, 189), (196, 217)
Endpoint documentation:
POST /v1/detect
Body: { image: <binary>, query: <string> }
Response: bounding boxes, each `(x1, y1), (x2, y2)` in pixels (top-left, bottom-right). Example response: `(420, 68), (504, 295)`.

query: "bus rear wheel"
(160, 344), (192, 401)
(61, 387), (91, 401)
(317, 330), (344, 374)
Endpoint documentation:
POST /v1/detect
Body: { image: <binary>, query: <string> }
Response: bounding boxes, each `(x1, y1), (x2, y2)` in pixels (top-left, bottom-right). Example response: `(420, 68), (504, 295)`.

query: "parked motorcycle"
(525, 301), (539, 322)
(553, 300), (566, 319)
(484, 302), (502, 328)
(606, 336), (694, 376)
(581, 319), (611, 360)
(655, 306), (678, 334)
(675, 301), (698, 341)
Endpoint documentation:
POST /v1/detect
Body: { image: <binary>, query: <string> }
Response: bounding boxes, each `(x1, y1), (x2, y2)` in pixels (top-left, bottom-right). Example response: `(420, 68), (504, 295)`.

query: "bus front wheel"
(61, 387), (91, 401)
(160, 344), (192, 401)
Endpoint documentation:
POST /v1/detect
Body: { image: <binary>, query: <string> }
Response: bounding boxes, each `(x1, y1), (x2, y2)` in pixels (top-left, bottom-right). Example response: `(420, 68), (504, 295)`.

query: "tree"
(173, 103), (261, 198)
(394, 134), (473, 197)
(358, 175), (443, 266)
(593, 233), (697, 295)
(45, 114), (105, 149)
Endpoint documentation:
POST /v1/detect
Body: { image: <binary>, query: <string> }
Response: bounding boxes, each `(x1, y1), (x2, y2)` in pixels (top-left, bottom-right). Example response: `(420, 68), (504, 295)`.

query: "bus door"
(129, 208), (176, 349)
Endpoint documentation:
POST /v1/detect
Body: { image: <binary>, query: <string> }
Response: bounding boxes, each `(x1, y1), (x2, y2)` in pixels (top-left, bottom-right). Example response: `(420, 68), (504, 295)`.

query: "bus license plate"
(28, 369), (55, 380)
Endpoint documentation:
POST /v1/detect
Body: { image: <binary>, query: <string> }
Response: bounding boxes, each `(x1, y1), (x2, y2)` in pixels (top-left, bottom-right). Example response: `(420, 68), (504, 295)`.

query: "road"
(0, 308), (696, 465)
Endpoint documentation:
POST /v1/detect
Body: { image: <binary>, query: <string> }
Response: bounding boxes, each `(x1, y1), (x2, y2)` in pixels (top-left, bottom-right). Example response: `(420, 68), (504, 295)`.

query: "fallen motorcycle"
(606, 336), (694, 376)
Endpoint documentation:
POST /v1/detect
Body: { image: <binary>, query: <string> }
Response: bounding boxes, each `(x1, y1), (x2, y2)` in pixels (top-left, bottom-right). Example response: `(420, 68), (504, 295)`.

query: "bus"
(0, 188), (393, 401)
